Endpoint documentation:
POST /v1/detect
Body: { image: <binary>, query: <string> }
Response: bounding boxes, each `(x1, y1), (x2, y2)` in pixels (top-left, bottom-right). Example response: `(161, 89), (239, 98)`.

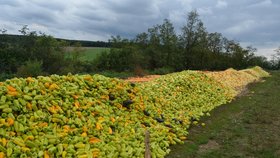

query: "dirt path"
(166, 71), (280, 158)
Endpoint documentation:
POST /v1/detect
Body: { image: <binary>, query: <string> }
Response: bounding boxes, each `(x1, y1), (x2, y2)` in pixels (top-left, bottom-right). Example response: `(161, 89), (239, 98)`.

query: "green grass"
(79, 47), (110, 61)
(166, 71), (280, 158)
(66, 47), (110, 61)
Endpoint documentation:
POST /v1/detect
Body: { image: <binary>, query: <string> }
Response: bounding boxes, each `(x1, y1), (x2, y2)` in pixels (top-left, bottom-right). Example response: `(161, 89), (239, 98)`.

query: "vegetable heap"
(0, 75), (148, 158)
(204, 66), (270, 95)
(0, 66), (269, 158)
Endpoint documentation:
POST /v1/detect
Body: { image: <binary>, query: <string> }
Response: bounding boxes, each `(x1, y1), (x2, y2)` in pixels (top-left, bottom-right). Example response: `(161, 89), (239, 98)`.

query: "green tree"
(206, 32), (224, 69)
(271, 47), (280, 69)
(3, 25), (68, 75)
(159, 19), (178, 68)
(147, 25), (161, 69)
(135, 32), (149, 46)
(96, 36), (142, 72)
(61, 42), (87, 74)
(17, 60), (43, 77)
(180, 10), (208, 69)
(0, 28), (7, 34)
(33, 35), (67, 74)
(18, 25), (29, 35)
(207, 32), (223, 54)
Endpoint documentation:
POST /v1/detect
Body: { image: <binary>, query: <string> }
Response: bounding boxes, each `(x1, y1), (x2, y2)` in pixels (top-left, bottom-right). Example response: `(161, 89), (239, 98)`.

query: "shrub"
(16, 60), (44, 77)
(133, 65), (146, 77)
(0, 73), (15, 81)
(151, 67), (175, 75)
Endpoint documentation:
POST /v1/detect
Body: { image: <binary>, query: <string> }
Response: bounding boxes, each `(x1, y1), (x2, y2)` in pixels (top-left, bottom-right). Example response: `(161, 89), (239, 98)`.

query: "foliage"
(150, 67), (175, 75)
(0, 34), (111, 47)
(0, 26), (104, 76)
(32, 35), (67, 74)
(270, 47), (280, 69)
(16, 60), (44, 77)
(61, 43), (87, 74)
(95, 10), (273, 73)
(79, 47), (110, 61)
(0, 27), (67, 75)
(0, 73), (15, 82)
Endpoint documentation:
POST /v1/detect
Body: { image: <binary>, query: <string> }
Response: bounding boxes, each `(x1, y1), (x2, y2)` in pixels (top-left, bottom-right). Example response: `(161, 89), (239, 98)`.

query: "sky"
(1, 0), (279, 58)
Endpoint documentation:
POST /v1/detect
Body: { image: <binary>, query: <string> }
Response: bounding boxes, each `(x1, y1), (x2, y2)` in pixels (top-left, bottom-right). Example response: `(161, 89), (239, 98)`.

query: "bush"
(133, 65), (147, 77)
(17, 60), (44, 77)
(151, 67), (175, 75)
(0, 73), (15, 81)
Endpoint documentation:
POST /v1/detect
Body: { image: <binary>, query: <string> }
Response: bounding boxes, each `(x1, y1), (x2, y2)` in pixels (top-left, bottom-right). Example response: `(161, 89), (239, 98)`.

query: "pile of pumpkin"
(0, 66), (269, 157)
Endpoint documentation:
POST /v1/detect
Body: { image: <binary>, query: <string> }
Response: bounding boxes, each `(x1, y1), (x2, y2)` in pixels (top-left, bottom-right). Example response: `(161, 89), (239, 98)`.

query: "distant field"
(66, 47), (110, 61)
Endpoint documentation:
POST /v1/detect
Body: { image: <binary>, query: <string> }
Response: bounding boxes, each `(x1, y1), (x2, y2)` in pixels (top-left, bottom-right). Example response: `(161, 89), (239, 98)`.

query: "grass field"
(66, 47), (110, 61)
(80, 47), (110, 61)
(167, 71), (280, 158)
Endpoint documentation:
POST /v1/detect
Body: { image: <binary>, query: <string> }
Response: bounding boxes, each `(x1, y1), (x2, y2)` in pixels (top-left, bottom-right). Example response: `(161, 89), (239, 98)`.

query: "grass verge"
(166, 71), (280, 158)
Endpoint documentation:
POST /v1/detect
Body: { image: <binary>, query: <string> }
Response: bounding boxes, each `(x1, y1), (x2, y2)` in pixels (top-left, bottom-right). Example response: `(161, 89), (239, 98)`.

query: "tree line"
(0, 34), (111, 48)
(96, 11), (277, 74)
(0, 25), (87, 80)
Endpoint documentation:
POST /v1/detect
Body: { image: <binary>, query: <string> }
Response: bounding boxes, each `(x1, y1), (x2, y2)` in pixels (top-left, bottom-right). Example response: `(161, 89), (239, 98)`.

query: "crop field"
(66, 47), (110, 61)
(80, 47), (110, 61)
(0, 66), (270, 157)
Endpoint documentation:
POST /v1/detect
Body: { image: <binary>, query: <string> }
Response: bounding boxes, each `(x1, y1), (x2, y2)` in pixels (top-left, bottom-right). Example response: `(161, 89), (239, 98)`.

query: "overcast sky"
(1, 0), (279, 58)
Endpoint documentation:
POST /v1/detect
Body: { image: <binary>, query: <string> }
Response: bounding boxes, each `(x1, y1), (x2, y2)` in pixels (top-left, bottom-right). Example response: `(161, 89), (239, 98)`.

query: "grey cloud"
(105, 0), (159, 16)
(0, 0), (279, 57)
(30, 1), (68, 11)
(75, 10), (107, 22)
(199, 0), (280, 40)
(247, 0), (272, 8)
(216, 0), (228, 9)
(0, 0), (21, 7)
(18, 11), (57, 24)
